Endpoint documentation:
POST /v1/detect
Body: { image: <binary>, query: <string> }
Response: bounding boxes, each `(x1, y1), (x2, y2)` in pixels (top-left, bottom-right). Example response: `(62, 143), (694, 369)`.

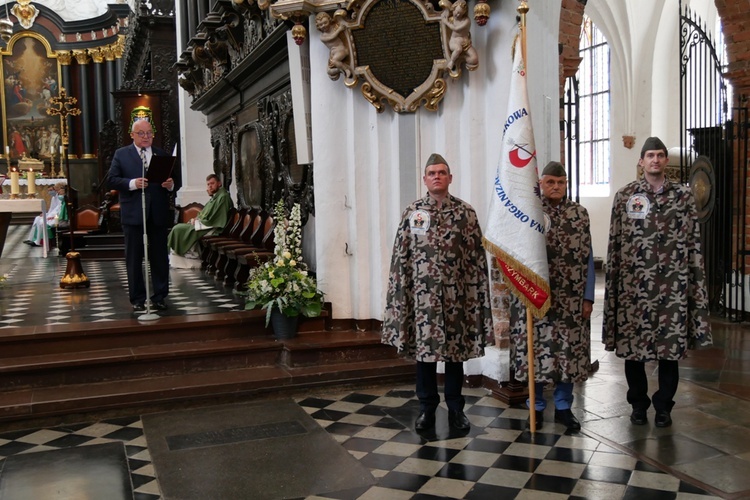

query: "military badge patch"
(409, 209), (431, 235)
(626, 194), (650, 219)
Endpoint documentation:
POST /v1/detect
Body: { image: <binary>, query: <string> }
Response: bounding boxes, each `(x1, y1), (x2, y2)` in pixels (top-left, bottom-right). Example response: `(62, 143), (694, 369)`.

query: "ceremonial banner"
(483, 35), (550, 318)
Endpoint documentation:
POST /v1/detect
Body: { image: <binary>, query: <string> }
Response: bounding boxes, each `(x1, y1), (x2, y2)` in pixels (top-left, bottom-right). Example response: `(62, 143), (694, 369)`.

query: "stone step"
(0, 358), (414, 422)
(0, 330), (394, 390)
(0, 310), (412, 424)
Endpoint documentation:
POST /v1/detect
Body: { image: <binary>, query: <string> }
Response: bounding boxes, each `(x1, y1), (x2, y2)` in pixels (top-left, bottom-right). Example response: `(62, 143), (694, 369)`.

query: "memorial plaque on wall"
(309, 0), (460, 113)
(352, 0), (443, 100)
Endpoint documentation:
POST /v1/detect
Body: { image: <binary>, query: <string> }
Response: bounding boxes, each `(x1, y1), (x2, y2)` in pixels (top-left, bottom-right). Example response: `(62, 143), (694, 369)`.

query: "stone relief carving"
(314, 11), (355, 85)
(175, 4), (283, 103)
(440, 0), (478, 78)
(303, 0), (483, 113)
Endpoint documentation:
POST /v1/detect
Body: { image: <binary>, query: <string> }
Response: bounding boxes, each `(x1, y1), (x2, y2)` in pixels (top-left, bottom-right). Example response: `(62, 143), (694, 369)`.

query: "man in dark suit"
(108, 119), (175, 312)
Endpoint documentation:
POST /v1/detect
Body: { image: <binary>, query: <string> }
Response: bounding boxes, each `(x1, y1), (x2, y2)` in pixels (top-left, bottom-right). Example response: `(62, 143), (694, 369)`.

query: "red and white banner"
(483, 36), (550, 318)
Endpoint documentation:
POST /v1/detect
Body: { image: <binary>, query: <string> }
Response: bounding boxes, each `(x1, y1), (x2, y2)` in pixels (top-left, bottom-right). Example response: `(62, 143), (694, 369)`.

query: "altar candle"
(60, 145), (64, 155)
(5, 146), (9, 159)
(10, 169), (19, 194)
(27, 170), (36, 195)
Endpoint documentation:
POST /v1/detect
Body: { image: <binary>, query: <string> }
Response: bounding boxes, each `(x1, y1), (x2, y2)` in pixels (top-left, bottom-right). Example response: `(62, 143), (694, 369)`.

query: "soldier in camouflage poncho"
(604, 137), (712, 429)
(382, 154), (493, 432)
(509, 162), (594, 431)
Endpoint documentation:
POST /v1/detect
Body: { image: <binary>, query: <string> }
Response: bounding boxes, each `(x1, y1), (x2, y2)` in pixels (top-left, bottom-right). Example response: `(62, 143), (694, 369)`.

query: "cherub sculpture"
(441, 0), (479, 77)
(316, 11), (354, 82)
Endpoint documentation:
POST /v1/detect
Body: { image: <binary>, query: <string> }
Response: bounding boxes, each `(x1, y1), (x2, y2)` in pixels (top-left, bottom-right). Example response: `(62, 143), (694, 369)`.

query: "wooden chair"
(56, 204), (102, 253)
(76, 205), (102, 231)
(201, 208), (249, 272)
(176, 202), (204, 224)
(205, 209), (258, 276)
(233, 217), (277, 292)
(221, 211), (274, 286)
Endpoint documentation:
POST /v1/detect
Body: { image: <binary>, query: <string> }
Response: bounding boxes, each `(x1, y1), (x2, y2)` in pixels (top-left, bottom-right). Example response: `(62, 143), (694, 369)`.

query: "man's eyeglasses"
(135, 131), (154, 138)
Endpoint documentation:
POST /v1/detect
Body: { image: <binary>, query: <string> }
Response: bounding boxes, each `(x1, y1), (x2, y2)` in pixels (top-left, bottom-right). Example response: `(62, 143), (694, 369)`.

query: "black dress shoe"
(554, 409), (581, 431)
(132, 303), (146, 312)
(630, 408), (648, 425)
(448, 410), (471, 430)
(526, 410), (544, 430)
(415, 411), (435, 431)
(654, 411), (672, 428)
(153, 301), (168, 311)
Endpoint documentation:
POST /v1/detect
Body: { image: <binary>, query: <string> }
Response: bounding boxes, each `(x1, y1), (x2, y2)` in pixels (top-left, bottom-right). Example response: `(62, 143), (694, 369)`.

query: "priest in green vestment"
(168, 174), (233, 257)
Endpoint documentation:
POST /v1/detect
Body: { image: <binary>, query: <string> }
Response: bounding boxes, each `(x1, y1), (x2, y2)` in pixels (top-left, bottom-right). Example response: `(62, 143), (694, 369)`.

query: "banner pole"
(527, 308), (536, 433)
(519, 1), (528, 65)
(517, 0), (535, 434)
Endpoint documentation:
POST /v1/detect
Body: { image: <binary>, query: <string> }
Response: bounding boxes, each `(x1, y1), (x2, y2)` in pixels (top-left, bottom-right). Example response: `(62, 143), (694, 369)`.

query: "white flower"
(276, 259), (285, 267)
(289, 260), (296, 267)
(301, 270), (308, 276)
(283, 251), (292, 259)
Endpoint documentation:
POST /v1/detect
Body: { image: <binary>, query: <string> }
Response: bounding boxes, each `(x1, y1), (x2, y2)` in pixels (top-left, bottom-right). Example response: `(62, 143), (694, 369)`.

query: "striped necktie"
(140, 148), (148, 171)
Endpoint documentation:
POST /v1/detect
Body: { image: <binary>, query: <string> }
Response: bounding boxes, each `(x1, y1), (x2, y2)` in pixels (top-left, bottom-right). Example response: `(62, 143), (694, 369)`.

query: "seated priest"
(24, 182), (67, 248)
(168, 174), (233, 267)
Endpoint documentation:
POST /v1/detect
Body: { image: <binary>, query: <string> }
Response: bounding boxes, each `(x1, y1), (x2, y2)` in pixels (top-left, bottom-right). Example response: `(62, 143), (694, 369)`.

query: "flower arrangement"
(0, 274), (7, 286)
(244, 200), (323, 326)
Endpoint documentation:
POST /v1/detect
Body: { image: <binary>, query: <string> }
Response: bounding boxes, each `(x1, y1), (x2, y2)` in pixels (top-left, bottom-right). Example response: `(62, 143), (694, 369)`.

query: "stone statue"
(441, 0), (479, 77)
(316, 11), (354, 82)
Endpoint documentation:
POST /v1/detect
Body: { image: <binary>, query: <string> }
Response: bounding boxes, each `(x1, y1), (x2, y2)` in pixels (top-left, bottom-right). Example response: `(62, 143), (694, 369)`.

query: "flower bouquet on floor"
(244, 200), (323, 332)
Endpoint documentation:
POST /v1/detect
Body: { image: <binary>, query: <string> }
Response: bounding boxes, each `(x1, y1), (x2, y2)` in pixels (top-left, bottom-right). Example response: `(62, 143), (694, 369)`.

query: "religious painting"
(236, 122), (263, 208)
(1, 33), (62, 164)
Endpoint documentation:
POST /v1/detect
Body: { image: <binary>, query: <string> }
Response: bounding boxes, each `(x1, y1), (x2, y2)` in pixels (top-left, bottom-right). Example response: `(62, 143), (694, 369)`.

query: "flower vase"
(270, 308), (299, 340)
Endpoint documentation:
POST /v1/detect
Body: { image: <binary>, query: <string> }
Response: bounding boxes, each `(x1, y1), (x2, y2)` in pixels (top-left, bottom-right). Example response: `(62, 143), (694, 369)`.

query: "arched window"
(578, 16), (610, 196)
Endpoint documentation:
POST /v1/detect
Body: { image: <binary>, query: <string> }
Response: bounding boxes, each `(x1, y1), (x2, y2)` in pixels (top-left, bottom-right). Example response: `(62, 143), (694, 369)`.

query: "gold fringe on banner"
(483, 237), (551, 319)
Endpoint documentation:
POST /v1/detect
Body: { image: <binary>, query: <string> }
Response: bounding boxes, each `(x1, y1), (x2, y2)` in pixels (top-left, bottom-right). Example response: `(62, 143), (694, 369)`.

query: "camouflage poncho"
(603, 177), (712, 361)
(510, 197), (592, 383)
(381, 194), (492, 362)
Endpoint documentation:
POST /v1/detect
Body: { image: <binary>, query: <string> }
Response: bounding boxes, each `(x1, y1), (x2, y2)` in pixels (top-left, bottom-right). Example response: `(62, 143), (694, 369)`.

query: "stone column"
(73, 50), (93, 158)
(91, 48), (106, 137)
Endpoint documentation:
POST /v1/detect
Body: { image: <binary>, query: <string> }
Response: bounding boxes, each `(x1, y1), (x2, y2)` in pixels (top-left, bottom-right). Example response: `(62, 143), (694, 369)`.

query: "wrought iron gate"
(564, 75), (580, 202)
(679, 3), (748, 320)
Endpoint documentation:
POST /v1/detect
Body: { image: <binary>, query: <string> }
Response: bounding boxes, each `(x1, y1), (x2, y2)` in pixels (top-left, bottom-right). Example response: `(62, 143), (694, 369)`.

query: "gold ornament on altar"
(473, 0), (490, 26)
(11, 0), (40, 30)
(291, 22), (306, 45)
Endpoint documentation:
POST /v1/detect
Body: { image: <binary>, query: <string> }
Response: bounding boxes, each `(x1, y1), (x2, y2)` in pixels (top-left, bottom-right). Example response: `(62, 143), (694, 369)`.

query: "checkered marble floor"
(0, 385), (721, 500)
(0, 416), (159, 499)
(0, 227), (245, 328)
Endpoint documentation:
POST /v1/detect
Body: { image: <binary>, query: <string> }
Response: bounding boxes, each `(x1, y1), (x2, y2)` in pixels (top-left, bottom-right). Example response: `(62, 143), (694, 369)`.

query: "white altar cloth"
(0, 199), (50, 257)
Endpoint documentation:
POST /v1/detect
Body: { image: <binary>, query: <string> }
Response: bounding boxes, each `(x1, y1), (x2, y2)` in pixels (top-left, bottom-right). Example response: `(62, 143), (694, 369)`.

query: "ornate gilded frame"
(313, 0), (450, 113)
(1, 32), (62, 163)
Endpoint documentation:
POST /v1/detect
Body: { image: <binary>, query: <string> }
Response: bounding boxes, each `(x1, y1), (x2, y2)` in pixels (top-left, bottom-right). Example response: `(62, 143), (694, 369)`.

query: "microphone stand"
(138, 150), (160, 322)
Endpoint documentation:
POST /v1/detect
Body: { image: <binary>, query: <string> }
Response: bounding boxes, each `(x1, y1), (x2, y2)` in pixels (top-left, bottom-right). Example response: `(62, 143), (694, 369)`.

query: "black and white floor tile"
(0, 385), (721, 499)
(0, 227), (246, 328)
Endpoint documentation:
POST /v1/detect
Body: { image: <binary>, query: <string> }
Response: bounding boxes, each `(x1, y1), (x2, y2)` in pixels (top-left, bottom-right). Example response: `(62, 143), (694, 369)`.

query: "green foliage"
(244, 202), (323, 326)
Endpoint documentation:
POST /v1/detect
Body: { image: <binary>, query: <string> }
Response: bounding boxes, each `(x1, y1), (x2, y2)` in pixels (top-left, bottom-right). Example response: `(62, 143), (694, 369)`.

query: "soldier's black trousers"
(416, 361), (465, 413)
(624, 359), (679, 412)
